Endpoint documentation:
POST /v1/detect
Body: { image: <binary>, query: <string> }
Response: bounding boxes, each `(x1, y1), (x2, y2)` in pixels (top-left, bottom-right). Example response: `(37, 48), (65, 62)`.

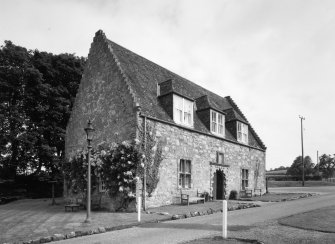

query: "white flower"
(101, 150), (106, 156)
(134, 176), (140, 181)
(119, 186), (124, 192)
(134, 139), (140, 145)
(124, 171), (132, 176)
(140, 162), (144, 168)
(128, 192), (134, 197)
(117, 175), (120, 179)
(128, 161), (132, 165)
(141, 154), (146, 159)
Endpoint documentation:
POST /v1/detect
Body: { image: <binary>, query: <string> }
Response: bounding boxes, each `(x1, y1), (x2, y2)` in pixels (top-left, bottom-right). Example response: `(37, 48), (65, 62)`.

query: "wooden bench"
(254, 188), (262, 197)
(240, 188), (253, 198)
(181, 190), (205, 206)
(65, 203), (80, 212)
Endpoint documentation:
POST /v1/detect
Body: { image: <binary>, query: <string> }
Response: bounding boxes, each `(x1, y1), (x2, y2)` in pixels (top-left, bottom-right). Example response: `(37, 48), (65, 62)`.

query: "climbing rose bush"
(100, 140), (143, 199)
(66, 139), (143, 205)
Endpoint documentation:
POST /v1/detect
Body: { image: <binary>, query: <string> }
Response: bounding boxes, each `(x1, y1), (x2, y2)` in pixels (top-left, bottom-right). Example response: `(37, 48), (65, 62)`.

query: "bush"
(229, 190), (238, 200)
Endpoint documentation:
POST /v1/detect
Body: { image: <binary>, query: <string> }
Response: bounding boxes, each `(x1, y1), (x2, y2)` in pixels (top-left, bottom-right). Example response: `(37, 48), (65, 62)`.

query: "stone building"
(65, 30), (266, 208)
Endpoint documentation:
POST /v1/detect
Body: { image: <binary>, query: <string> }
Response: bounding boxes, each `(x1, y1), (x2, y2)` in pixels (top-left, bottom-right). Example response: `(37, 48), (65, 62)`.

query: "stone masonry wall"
(65, 34), (137, 162)
(142, 118), (266, 207)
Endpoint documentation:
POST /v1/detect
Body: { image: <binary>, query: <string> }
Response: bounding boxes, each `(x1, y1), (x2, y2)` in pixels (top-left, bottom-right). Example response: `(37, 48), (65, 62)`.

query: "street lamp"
(84, 120), (94, 223)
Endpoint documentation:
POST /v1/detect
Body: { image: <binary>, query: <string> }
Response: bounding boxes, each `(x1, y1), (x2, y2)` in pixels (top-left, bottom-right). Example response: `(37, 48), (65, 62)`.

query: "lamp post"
(84, 120), (94, 223)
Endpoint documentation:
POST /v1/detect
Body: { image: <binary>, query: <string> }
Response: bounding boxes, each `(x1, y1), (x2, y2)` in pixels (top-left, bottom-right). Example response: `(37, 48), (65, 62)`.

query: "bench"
(65, 203), (80, 212)
(240, 188), (253, 198)
(181, 190), (205, 206)
(254, 188), (262, 197)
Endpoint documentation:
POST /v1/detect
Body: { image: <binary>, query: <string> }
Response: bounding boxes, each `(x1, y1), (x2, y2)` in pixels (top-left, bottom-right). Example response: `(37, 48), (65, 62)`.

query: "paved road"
(55, 186), (335, 244)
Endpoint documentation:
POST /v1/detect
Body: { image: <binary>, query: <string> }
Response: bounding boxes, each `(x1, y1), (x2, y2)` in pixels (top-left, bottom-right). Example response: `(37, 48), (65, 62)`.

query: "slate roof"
(95, 30), (266, 150)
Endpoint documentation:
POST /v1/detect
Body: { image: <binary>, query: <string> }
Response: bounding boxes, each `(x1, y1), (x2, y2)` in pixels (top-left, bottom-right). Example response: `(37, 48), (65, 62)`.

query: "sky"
(1, 0), (334, 170)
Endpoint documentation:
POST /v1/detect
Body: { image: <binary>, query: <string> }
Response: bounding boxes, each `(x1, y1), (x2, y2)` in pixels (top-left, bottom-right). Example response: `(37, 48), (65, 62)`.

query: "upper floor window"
(237, 121), (248, 144)
(179, 159), (192, 188)
(173, 94), (193, 127)
(211, 110), (225, 137)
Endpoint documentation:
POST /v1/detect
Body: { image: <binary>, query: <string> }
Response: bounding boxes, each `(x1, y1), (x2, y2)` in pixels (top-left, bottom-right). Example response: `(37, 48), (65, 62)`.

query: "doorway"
(214, 169), (225, 200)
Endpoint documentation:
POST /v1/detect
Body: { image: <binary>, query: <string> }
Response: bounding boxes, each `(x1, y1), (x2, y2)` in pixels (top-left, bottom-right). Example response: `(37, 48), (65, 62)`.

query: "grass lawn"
(268, 180), (335, 188)
(279, 205), (335, 233)
(183, 236), (261, 244)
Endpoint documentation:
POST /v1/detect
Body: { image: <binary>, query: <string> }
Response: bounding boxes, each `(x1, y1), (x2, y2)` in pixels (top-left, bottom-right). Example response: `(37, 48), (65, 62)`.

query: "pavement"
(53, 186), (335, 244)
(0, 197), (258, 243)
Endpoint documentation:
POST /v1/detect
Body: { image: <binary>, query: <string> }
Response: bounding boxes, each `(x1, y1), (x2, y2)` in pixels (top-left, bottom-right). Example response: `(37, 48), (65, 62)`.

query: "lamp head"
(84, 120), (95, 141)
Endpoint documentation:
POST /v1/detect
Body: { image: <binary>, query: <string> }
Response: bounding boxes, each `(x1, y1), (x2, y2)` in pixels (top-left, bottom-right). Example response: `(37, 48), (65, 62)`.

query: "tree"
(0, 41), (85, 178)
(316, 154), (335, 179)
(287, 156), (315, 177)
(0, 41), (39, 177)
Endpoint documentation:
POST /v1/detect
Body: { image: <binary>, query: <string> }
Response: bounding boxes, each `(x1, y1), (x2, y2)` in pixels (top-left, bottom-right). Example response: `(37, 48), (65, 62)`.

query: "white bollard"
(222, 200), (227, 238)
(137, 196), (141, 222)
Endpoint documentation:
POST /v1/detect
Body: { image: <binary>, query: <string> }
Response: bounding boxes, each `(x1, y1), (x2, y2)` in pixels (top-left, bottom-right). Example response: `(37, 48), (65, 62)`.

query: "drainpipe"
(143, 115), (147, 211)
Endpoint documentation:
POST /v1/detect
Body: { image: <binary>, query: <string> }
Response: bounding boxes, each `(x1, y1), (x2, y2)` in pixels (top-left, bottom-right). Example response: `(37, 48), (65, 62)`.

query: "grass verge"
(279, 205), (335, 233)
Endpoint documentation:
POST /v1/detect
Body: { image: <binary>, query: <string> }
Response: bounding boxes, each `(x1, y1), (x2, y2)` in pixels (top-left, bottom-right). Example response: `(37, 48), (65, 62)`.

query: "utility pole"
(299, 115), (305, 187)
(317, 150), (319, 173)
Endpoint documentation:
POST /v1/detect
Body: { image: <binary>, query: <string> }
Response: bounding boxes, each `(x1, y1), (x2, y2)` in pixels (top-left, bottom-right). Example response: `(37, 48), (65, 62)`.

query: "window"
(98, 178), (106, 192)
(211, 110), (225, 137)
(179, 159), (192, 188)
(217, 152), (224, 164)
(237, 121), (248, 144)
(173, 94), (193, 127)
(241, 169), (249, 190)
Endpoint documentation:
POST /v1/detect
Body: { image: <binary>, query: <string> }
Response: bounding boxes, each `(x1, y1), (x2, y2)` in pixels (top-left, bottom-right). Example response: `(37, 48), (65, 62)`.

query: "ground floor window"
(98, 177), (106, 192)
(179, 159), (192, 188)
(241, 169), (249, 189)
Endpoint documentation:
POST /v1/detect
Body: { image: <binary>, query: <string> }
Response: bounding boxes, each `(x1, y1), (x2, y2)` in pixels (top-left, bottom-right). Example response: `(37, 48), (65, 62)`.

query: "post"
(266, 177), (269, 193)
(299, 116), (305, 187)
(85, 144), (92, 223)
(222, 200), (227, 238)
(51, 182), (55, 205)
(138, 196), (142, 222)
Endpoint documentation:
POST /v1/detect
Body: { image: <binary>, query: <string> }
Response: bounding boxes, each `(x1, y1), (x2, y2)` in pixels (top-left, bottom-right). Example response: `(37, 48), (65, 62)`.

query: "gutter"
(138, 114), (266, 152)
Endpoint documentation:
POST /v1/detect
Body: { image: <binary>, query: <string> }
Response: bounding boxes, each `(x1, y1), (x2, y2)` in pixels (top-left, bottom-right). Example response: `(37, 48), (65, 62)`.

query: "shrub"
(229, 190), (238, 200)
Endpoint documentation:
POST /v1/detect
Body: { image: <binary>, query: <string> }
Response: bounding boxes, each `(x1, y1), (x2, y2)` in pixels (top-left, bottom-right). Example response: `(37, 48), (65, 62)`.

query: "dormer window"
(211, 110), (225, 137)
(237, 121), (248, 144)
(173, 94), (193, 127)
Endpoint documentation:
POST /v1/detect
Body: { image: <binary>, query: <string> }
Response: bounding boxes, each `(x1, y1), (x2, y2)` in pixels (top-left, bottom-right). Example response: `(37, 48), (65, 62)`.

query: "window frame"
(237, 121), (248, 144)
(98, 177), (106, 193)
(178, 159), (192, 189)
(210, 110), (225, 137)
(216, 152), (224, 164)
(173, 94), (194, 127)
(241, 169), (249, 190)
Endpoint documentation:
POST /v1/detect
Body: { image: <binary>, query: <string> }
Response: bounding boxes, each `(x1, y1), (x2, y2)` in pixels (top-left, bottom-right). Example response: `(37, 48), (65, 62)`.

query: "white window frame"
(217, 152), (224, 164)
(173, 94), (194, 127)
(178, 159), (192, 189)
(241, 169), (249, 190)
(237, 121), (248, 144)
(210, 110), (225, 137)
(98, 177), (106, 193)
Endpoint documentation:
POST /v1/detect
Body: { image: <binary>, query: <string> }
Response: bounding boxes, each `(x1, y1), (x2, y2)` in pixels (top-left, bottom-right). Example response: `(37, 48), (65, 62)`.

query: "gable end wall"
(65, 35), (137, 160)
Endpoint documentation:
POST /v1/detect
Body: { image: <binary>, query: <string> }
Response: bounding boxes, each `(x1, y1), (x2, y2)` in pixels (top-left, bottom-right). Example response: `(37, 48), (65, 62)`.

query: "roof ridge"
(226, 96), (266, 149)
(107, 39), (228, 102)
(94, 30), (139, 108)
